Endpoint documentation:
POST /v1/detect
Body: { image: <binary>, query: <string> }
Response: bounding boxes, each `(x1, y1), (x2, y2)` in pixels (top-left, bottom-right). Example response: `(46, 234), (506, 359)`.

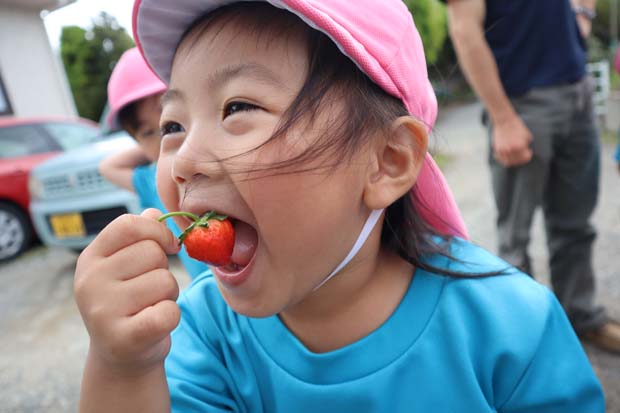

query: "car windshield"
(0, 121), (103, 159)
(0, 124), (57, 158)
(41, 122), (101, 150)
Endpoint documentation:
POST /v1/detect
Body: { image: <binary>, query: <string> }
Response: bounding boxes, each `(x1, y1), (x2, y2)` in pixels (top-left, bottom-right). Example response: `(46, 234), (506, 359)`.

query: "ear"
(363, 116), (428, 210)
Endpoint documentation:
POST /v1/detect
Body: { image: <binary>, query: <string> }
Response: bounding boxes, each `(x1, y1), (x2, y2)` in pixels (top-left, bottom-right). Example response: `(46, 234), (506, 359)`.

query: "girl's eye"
(160, 122), (184, 136)
(223, 101), (259, 119)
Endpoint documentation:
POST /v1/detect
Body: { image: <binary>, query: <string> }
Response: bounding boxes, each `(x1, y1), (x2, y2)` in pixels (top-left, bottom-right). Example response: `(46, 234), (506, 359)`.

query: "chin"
(217, 286), (285, 319)
(220, 289), (280, 318)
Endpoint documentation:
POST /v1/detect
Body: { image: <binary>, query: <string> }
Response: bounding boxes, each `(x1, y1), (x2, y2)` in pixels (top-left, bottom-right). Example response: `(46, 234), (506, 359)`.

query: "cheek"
(248, 171), (359, 252)
(156, 155), (180, 214)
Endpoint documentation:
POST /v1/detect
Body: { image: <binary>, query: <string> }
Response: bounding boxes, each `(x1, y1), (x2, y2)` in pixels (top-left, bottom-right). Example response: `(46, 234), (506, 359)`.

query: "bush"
(60, 12), (134, 122)
(403, 0), (449, 65)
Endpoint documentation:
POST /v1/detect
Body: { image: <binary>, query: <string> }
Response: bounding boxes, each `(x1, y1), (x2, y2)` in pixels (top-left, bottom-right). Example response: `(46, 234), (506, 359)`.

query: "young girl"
(74, 1), (604, 412)
(100, 47), (208, 278)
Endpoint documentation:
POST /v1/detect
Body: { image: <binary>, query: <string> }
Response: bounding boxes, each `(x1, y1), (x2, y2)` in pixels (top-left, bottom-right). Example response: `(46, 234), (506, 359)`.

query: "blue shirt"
(133, 164), (210, 279)
(165, 238), (604, 412)
(484, 0), (586, 96)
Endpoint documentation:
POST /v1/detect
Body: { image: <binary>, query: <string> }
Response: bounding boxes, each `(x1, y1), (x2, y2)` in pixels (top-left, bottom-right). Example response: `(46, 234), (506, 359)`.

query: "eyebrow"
(208, 62), (284, 90)
(161, 62), (284, 107)
(161, 89), (184, 107)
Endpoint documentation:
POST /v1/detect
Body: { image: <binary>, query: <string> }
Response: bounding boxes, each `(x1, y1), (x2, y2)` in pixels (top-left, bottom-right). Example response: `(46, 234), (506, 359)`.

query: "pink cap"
(106, 47), (167, 129)
(132, 0), (468, 239)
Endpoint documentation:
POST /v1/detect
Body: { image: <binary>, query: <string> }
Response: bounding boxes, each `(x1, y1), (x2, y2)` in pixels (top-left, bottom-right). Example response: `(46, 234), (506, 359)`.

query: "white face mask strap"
(313, 209), (384, 291)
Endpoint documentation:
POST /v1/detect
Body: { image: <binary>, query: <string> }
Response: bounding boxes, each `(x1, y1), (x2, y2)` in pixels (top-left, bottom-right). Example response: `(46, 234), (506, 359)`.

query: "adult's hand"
(492, 115), (533, 167)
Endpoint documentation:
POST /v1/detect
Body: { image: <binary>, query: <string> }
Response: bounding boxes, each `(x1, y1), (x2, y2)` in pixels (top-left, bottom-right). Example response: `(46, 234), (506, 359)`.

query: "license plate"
(50, 213), (86, 239)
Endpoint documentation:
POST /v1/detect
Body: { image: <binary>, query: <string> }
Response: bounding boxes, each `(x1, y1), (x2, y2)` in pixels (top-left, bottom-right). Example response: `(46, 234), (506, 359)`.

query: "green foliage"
(593, 1), (619, 47)
(403, 0), (448, 65)
(60, 12), (134, 122)
(587, 35), (608, 63)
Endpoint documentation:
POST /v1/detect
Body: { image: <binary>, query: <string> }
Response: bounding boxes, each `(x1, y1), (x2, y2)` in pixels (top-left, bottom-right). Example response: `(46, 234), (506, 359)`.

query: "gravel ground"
(0, 249), (191, 413)
(0, 101), (618, 412)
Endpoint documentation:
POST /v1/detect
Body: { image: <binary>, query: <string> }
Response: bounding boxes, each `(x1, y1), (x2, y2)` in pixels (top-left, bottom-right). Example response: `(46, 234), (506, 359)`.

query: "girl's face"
(131, 94), (163, 162)
(158, 20), (375, 317)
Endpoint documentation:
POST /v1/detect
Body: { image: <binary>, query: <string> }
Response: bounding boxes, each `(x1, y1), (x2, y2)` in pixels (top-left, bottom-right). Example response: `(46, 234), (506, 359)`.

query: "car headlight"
(28, 174), (44, 200)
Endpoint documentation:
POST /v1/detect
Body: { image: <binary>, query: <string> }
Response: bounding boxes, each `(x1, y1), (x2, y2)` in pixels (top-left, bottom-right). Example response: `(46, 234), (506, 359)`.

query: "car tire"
(0, 202), (32, 261)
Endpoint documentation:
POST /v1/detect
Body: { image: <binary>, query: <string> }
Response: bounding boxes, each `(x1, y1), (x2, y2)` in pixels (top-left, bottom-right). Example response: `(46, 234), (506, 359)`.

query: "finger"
(513, 148), (533, 166)
(84, 212), (180, 259)
(141, 208), (166, 221)
(499, 152), (519, 167)
(493, 148), (511, 167)
(123, 300), (181, 350)
(106, 239), (171, 281)
(121, 268), (180, 315)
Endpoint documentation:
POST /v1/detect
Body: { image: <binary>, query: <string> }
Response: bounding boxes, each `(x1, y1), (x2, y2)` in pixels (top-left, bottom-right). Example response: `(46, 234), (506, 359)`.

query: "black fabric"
(442, 0), (587, 96)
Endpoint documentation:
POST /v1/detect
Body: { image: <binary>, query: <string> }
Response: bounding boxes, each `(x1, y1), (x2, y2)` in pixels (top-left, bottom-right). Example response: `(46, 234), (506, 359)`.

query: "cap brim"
(134, 0), (377, 88)
(134, 0), (287, 83)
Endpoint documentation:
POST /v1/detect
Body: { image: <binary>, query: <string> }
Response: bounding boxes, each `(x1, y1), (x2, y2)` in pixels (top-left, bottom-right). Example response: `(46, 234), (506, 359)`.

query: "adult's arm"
(445, 0), (532, 167)
(99, 145), (150, 192)
(572, 0), (597, 38)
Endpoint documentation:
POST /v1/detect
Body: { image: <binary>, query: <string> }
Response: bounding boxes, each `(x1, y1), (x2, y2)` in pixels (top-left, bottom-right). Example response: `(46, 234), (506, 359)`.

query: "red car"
(0, 117), (100, 261)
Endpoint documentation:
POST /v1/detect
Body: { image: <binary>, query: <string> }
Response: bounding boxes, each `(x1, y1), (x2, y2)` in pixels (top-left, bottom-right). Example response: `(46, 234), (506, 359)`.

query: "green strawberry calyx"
(158, 211), (229, 244)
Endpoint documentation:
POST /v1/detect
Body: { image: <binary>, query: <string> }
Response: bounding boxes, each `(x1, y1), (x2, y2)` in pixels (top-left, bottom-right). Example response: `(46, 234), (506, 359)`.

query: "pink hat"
(106, 47), (167, 129)
(132, 0), (468, 239)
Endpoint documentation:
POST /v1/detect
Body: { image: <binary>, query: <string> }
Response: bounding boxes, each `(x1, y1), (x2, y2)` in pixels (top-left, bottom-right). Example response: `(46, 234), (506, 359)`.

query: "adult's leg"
(487, 93), (553, 275)
(543, 78), (606, 333)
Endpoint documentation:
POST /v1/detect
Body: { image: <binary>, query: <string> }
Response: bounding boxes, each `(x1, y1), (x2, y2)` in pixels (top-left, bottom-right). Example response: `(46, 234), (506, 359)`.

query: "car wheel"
(0, 202), (32, 261)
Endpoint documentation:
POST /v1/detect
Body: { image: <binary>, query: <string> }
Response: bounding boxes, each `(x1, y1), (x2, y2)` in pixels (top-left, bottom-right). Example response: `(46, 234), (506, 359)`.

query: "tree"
(60, 12), (134, 122)
(403, 0), (449, 65)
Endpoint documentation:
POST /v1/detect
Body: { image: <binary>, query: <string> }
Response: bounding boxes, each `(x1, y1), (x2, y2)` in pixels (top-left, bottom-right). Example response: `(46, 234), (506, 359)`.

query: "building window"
(0, 70), (13, 116)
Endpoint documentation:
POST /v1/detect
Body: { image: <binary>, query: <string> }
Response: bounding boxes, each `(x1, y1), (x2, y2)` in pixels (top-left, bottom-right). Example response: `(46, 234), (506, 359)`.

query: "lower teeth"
(226, 263), (242, 271)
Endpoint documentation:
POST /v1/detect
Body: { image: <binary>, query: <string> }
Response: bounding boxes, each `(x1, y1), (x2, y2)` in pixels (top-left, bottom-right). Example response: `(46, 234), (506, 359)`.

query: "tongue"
(231, 221), (258, 267)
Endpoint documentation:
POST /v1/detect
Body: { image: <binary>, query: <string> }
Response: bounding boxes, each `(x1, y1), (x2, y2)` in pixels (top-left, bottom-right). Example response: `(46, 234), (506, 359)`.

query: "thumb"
(141, 208), (165, 220)
(142, 208), (181, 254)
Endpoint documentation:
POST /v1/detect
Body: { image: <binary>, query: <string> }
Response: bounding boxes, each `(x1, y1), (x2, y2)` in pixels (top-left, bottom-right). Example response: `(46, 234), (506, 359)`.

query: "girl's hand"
(74, 209), (182, 377)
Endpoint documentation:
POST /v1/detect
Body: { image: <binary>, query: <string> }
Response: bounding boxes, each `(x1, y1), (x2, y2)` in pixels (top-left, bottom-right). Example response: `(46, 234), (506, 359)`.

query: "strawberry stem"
(157, 211), (201, 222)
(158, 211), (229, 245)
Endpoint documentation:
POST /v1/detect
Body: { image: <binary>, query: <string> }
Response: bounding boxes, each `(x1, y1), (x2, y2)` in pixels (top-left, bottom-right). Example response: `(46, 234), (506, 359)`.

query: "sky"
(43, 0), (134, 49)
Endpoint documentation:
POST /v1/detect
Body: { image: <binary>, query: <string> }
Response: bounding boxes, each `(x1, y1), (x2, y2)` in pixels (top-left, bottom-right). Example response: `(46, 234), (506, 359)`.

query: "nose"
(171, 129), (219, 185)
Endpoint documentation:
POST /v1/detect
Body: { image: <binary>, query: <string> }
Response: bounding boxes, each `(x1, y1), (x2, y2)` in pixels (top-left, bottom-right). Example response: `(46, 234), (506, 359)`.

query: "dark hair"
(118, 103), (139, 135)
(180, 3), (504, 278)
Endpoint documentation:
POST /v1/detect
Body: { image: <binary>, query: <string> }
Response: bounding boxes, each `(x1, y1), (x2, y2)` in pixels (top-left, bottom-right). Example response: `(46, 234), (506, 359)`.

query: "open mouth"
(173, 207), (259, 284)
(212, 217), (259, 288)
(217, 218), (258, 275)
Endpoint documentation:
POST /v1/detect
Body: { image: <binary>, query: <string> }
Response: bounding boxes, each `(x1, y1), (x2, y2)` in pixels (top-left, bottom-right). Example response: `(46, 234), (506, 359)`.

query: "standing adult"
(444, 0), (620, 353)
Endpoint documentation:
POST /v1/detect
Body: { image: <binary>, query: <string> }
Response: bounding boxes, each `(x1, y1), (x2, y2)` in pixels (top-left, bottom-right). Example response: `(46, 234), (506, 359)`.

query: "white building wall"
(0, 5), (76, 117)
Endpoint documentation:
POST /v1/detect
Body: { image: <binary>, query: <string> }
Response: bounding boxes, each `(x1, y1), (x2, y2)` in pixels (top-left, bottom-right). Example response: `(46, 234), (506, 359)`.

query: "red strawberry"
(158, 211), (235, 266)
